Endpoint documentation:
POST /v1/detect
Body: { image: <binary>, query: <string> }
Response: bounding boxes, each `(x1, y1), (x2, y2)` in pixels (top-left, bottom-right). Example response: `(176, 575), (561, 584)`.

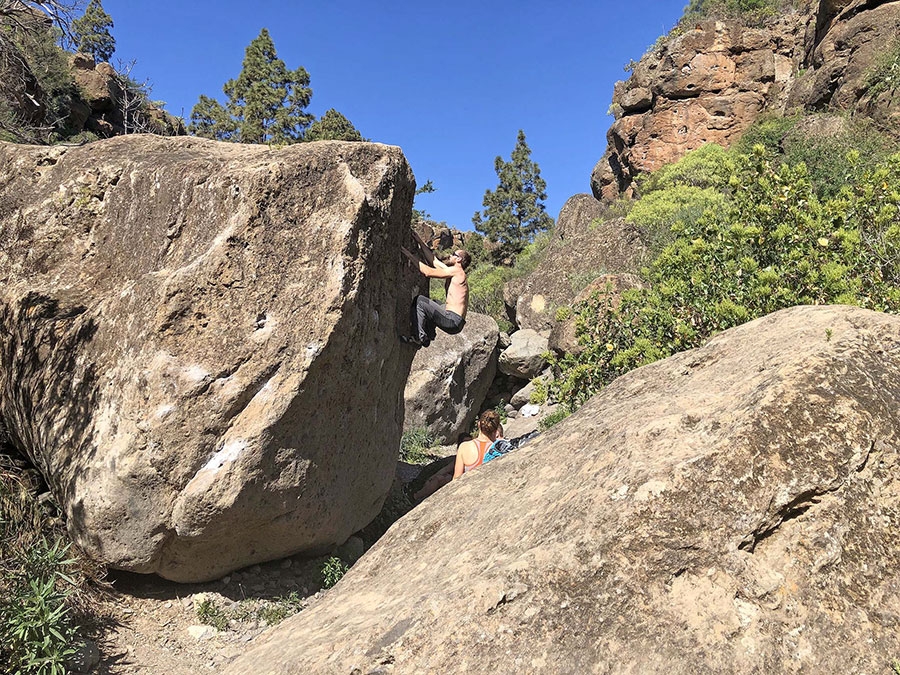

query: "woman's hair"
(478, 409), (501, 436)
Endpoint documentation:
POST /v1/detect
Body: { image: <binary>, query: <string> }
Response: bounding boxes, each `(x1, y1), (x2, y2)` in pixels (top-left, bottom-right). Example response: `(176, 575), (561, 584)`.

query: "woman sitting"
(453, 410), (502, 479)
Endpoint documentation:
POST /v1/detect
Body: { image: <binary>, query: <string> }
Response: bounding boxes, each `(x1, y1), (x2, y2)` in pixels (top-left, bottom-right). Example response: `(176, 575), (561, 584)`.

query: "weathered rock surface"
(593, 0), (900, 201)
(497, 329), (549, 380)
(504, 196), (645, 332)
(403, 312), (499, 444)
(225, 305), (900, 673)
(0, 136), (418, 582)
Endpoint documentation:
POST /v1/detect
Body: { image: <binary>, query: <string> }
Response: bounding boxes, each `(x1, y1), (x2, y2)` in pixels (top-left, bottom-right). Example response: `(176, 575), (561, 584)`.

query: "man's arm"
(418, 261), (457, 278)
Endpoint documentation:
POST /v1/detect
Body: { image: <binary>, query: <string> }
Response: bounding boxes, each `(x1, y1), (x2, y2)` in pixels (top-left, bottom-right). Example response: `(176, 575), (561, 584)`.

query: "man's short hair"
(456, 250), (472, 270)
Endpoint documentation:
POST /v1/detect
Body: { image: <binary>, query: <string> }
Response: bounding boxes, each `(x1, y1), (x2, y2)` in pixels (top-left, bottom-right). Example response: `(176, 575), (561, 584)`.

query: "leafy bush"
(0, 459), (89, 675)
(551, 147), (900, 407)
(466, 263), (512, 332)
(399, 427), (436, 465)
(320, 556), (348, 589)
(195, 598), (228, 631)
(529, 378), (548, 405)
(735, 113), (898, 200)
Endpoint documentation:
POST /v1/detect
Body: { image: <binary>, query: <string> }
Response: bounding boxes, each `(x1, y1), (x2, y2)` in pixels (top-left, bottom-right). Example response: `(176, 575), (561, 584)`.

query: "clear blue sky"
(103, 0), (686, 231)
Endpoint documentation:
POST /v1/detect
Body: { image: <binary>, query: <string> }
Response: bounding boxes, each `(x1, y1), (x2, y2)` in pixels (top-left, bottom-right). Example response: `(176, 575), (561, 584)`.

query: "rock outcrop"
(225, 305), (900, 673)
(0, 136), (418, 582)
(504, 195), (645, 332)
(68, 53), (185, 138)
(593, 0), (900, 201)
(403, 312), (499, 444)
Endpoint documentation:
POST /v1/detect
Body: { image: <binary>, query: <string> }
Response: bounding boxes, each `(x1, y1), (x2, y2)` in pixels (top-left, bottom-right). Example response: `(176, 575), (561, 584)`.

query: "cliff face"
(593, 0), (900, 201)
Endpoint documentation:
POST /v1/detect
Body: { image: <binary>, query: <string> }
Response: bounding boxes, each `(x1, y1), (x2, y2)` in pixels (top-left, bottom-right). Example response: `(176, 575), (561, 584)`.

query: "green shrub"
(399, 427), (435, 465)
(539, 406), (571, 431)
(466, 263), (513, 332)
(529, 379), (548, 405)
(1, 461), (87, 675)
(195, 598), (228, 631)
(551, 147), (900, 407)
(638, 143), (734, 193)
(321, 556), (348, 589)
(735, 113), (898, 200)
(257, 592), (303, 626)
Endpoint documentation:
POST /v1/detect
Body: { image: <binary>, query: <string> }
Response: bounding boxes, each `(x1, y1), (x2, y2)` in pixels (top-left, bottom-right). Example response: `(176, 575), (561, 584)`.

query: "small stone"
(279, 559), (292, 569)
(187, 625), (217, 640)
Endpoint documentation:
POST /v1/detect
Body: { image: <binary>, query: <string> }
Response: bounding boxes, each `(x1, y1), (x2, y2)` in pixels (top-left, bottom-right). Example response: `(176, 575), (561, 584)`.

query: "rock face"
(593, 0), (900, 201)
(68, 53), (185, 137)
(225, 305), (900, 673)
(497, 329), (548, 380)
(0, 136), (418, 582)
(504, 196), (645, 332)
(403, 312), (499, 444)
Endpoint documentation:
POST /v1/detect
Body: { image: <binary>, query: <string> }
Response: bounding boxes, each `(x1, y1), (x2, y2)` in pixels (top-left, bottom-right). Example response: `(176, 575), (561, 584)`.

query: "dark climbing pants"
(411, 295), (465, 343)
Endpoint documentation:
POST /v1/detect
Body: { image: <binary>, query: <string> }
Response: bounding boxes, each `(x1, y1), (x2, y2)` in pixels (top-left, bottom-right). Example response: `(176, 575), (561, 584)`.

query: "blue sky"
(103, 0), (687, 231)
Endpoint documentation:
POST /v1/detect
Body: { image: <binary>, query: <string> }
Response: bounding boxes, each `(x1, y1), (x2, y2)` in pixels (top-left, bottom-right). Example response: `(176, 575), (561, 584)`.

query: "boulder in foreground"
(225, 305), (900, 673)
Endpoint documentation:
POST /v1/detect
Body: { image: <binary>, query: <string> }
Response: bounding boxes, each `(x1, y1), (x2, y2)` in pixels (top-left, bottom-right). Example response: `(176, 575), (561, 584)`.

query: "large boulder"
(0, 136), (419, 582)
(497, 328), (548, 380)
(503, 196), (645, 333)
(403, 312), (499, 445)
(225, 305), (900, 673)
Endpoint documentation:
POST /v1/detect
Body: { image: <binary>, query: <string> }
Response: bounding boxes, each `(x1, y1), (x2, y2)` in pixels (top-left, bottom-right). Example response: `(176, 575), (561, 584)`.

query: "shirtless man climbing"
(400, 231), (471, 348)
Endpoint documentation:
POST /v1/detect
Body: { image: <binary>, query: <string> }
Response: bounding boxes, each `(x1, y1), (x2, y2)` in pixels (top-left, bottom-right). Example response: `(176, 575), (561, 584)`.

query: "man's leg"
(412, 295), (437, 345)
(418, 296), (465, 338)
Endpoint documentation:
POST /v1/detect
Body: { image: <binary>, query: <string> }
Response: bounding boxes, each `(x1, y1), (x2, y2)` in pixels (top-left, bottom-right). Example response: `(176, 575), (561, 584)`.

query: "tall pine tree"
(71, 0), (115, 63)
(189, 28), (313, 144)
(472, 129), (553, 259)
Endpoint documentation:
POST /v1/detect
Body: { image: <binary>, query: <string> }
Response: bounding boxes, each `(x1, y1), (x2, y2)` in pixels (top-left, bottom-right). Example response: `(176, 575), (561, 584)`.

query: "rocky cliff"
(592, 0), (900, 201)
(0, 136), (417, 582)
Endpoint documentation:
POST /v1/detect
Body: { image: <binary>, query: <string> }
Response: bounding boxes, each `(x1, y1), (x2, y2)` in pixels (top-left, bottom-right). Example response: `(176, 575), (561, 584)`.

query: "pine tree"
(189, 28), (312, 144)
(472, 130), (554, 258)
(71, 0), (115, 63)
(304, 108), (365, 141)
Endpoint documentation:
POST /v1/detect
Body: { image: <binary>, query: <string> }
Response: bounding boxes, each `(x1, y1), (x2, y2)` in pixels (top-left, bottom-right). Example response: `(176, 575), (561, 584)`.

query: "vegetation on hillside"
(0, 2), (82, 142)
(681, 0), (800, 24)
(551, 115), (900, 408)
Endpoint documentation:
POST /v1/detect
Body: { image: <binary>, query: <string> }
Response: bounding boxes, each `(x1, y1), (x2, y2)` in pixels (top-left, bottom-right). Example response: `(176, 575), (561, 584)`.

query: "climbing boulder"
(403, 312), (499, 445)
(0, 135), (418, 582)
(225, 305), (900, 673)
